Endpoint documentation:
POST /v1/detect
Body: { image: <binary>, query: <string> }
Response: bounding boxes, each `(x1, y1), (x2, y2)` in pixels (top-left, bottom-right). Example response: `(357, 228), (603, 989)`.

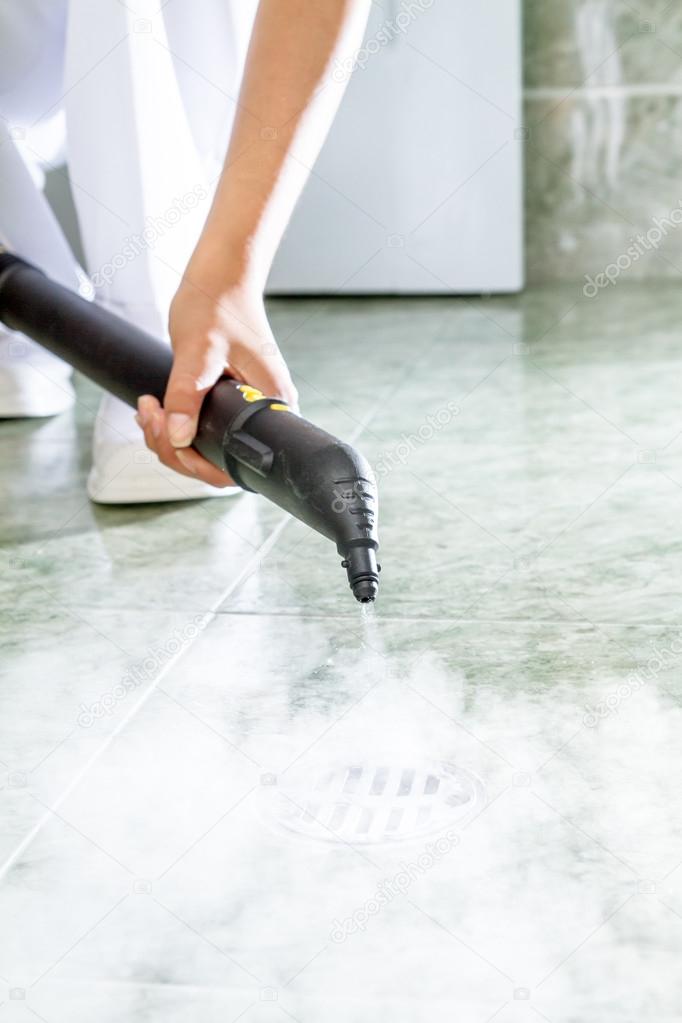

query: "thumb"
(164, 347), (225, 449)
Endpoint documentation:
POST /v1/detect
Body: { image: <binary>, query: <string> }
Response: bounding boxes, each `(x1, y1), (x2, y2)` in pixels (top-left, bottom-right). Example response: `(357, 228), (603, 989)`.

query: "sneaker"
(87, 393), (239, 504)
(0, 328), (74, 417)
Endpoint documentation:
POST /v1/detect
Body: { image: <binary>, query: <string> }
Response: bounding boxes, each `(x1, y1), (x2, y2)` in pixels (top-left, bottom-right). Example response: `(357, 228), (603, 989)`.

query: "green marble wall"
(524, 1), (682, 282)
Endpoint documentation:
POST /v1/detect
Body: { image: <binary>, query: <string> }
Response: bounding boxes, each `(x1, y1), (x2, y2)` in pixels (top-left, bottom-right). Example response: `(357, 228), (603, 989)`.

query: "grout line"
(525, 83), (682, 99)
(26, 976), (257, 996)
(208, 611), (675, 628)
(0, 403), (378, 883)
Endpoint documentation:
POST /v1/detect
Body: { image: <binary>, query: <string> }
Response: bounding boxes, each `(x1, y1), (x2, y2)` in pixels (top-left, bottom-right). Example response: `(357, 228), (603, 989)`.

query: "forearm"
(184, 0), (370, 294)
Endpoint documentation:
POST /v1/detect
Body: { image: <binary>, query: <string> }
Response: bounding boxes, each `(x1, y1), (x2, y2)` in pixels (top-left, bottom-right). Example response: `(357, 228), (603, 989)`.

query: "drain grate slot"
(386, 808), (404, 832)
(343, 766), (363, 794)
(357, 808), (374, 834)
(370, 766), (389, 796)
(424, 774), (440, 795)
(398, 768), (416, 796)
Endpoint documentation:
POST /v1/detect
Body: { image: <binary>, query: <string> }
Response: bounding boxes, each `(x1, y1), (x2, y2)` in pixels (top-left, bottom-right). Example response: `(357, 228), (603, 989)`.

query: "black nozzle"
(342, 544), (380, 603)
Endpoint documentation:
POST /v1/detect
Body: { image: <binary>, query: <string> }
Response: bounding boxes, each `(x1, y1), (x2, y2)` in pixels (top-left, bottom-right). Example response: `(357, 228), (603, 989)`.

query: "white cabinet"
(268, 0), (523, 295)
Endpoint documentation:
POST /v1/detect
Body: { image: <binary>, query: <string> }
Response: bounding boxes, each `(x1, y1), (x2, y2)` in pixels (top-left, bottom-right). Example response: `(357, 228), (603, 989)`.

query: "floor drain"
(264, 759), (485, 845)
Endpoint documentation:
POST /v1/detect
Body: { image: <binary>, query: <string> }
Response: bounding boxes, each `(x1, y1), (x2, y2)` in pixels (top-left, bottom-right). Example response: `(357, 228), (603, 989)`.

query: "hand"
(136, 277), (298, 487)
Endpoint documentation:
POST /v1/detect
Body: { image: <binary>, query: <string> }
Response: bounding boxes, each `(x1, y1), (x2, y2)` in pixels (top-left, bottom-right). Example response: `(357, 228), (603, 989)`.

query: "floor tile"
(4, 289), (682, 1019)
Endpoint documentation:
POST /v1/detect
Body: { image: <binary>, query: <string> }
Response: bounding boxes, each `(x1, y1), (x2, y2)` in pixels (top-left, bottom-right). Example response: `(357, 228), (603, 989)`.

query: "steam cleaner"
(0, 251), (380, 602)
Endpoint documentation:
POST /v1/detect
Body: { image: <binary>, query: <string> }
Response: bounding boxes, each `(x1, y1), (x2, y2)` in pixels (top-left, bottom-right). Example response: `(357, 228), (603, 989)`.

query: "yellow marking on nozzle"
(269, 402), (289, 412)
(237, 384), (265, 403)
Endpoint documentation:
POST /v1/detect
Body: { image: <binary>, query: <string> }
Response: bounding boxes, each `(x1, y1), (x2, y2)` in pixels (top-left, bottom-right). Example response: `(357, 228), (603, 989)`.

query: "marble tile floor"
(2, 287), (682, 1021)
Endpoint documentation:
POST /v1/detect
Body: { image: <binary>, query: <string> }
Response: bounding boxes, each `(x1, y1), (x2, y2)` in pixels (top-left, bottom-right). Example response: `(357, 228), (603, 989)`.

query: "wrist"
(183, 233), (269, 300)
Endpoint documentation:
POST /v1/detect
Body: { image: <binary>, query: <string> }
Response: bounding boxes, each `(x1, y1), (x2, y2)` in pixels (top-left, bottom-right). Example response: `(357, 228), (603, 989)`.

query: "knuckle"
(168, 362), (220, 399)
(169, 369), (202, 393)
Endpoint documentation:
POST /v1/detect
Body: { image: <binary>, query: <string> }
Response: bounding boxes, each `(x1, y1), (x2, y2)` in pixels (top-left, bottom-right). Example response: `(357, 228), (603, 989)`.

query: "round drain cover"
(263, 759), (485, 845)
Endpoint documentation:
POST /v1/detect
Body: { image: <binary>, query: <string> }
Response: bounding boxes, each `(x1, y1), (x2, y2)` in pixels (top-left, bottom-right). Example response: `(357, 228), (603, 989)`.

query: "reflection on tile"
(0, 492), (285, 614)
(0, 435), (88, 546)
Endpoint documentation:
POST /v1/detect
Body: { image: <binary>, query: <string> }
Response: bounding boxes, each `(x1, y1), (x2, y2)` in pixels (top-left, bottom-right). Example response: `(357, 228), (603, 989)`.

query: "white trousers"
(0, 0), (257, 336)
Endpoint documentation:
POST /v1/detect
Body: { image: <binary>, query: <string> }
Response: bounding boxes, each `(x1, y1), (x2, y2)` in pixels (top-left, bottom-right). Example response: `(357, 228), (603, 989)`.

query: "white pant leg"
(63, 0), (258, 337)
(0, 0), (83, 290)
(0, 120), (83, 291)
(0, 0), (85, 410)
(162, 0), (258, 184)
(0, 0), (68, 125)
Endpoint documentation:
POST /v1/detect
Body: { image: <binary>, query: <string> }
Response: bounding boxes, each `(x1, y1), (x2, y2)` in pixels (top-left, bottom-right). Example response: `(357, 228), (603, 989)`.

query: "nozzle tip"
(342, 544), (380, 604)
(352, 578), (378, 603)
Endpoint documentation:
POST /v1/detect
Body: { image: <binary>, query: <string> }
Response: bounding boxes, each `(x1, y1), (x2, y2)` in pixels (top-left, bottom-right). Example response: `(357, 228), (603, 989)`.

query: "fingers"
(233, 344), (300, 412)
(163, 345), (226, 450)
(136, 395), (234, 489)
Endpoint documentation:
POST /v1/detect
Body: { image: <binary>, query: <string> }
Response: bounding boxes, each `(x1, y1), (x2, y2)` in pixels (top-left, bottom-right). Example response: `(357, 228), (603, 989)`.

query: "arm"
(137, 0), (371, 485)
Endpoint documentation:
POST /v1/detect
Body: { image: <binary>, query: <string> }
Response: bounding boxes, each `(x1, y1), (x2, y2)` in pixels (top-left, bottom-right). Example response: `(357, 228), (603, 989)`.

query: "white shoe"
(87, 393), (239, 505)
(0, 328), (74, 417)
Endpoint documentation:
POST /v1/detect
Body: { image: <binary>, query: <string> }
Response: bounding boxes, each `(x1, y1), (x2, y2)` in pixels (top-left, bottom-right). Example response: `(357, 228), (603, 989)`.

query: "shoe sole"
(87, 457), (241, 505)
